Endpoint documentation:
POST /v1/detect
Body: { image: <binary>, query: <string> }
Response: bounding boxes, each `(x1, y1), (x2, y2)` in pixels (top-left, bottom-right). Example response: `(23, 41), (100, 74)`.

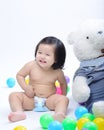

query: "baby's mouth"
(40, 60), (47, 63)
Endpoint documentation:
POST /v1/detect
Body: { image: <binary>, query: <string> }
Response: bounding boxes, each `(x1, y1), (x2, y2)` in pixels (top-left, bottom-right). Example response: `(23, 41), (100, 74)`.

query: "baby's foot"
(8, 111), (26, 122)
(53, 112), (66, 122)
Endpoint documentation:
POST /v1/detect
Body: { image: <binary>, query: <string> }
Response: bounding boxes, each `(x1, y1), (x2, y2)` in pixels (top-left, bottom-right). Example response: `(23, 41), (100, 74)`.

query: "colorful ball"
(82, 113), (95, 121)
(13, 125), (27, 130)
(75, 106), (88, 119)
(40, 114), (54, 129)
(62, 117), (77, 130)
(77, 117), (90, 130)
(6, 77), (16, 88)
(65, 76), (70, 83)
(82, 122), (98, 130)
(48, 120), (63, 130)
(93, 117), (104, 130)
(67, 85), (70, 93)
(25, 78), (29, 84)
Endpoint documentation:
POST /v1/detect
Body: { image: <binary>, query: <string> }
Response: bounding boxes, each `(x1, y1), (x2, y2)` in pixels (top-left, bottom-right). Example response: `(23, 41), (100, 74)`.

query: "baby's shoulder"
(24, 60), (35, 67)
(54, 68), (64, 75)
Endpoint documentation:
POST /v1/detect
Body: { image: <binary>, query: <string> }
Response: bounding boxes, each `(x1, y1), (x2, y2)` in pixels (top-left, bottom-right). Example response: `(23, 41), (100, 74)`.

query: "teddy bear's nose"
(98, 31), (103, 34)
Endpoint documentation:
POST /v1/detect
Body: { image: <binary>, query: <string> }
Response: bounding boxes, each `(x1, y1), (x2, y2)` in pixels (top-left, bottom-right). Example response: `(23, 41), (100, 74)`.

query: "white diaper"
(33, 96), (49, 112)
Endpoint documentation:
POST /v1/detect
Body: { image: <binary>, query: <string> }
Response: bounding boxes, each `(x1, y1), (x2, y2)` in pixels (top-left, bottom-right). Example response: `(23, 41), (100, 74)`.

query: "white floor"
(0, 85), (79, 130)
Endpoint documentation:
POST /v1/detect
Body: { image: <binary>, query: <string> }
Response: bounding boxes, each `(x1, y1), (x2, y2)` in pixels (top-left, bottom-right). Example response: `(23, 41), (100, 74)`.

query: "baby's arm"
(57, 70), (67, 95)
(16, 61), (34, 98)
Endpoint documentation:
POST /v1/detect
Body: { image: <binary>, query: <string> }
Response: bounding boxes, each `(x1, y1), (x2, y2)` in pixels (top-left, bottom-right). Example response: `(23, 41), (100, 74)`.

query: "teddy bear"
(67, 19), (104, 118)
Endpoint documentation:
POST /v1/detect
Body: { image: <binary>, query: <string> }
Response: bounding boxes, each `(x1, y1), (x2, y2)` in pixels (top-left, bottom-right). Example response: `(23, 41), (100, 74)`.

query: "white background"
(0, 1), (104, 130)
(0, 0), (104, 87)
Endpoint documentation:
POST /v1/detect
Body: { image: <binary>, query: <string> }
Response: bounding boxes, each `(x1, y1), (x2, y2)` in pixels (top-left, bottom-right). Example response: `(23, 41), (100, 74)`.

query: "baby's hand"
(24, 85), (34, 98)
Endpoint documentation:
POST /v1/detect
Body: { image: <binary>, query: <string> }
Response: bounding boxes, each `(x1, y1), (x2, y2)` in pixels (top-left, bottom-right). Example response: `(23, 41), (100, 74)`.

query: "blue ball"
(6, 78), (16, 88)
(48, 120), (63, 130)
(75, 106), (88, 119)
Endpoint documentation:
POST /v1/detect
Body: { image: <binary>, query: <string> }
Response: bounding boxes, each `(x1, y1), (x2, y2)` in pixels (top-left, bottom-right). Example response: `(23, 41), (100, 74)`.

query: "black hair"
(35, 36), (66, 69)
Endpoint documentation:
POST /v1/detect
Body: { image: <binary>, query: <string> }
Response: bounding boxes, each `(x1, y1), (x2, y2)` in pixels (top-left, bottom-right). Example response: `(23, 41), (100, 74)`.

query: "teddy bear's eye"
(86, 36), (89, 39)
(97, 31), (103, 34)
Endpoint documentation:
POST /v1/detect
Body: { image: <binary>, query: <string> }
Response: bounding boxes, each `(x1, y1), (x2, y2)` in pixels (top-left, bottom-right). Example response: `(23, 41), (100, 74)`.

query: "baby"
(8, 36), (69, 122)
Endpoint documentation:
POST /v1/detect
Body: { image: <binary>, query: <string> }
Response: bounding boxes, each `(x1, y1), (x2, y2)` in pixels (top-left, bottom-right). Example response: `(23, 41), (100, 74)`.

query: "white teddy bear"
(68, 19), (104, 118)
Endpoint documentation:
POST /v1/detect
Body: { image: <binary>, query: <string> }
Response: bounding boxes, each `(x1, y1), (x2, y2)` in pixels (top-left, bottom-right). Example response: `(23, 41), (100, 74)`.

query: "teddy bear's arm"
(72, 76), (90, 103)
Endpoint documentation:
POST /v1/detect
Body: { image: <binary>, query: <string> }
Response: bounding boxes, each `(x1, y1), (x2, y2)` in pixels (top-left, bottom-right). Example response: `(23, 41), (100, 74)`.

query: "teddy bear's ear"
(67, 32), (75, 45)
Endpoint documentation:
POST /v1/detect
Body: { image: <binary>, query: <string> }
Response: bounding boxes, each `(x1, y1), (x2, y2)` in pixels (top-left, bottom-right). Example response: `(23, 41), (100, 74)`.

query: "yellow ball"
(55, 80), (60, 87)
(77, 117), (90, 130)
(25, 78), (29, 85)
(13, 125), (27, 130)
(93, 117), (104, 130)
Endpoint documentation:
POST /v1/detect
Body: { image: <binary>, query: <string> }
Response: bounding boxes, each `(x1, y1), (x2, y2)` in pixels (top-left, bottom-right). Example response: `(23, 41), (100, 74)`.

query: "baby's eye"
(46, 54), (50, 56)
(38, 51), (42, 54)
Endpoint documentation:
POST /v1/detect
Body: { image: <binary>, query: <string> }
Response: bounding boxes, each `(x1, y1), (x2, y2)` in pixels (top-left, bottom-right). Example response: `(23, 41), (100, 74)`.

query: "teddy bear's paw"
(72, 92), (89, 103)
(72, 85), (90, 103)
(72, 76), (90, 103)
(92, 101), (104, 118)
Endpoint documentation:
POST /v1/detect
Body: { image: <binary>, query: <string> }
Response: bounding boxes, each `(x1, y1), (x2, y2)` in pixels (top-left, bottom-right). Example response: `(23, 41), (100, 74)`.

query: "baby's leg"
(8, 92), (34, 122)
(46, 94), (69, 122)
(8, 111), (26, 122)
(52, 112), (66, 122)
(9, 92), (24, 112)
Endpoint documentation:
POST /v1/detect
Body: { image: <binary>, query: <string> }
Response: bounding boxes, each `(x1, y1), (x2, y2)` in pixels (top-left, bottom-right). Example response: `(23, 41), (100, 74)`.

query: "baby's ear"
(67, 32), (75, 45)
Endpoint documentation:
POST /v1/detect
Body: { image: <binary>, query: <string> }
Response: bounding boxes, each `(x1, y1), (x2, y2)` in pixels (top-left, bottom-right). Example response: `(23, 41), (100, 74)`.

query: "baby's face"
(35, 43), (55, 70)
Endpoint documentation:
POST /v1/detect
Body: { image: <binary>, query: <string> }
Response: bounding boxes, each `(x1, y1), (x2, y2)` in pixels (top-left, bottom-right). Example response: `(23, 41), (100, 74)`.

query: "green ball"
(82, 122), (98, 130)
(40, 114), (54, 129)
(67, 85), (70, 93)
(62, 117), (77, 130)
(82, 113), (95, 121)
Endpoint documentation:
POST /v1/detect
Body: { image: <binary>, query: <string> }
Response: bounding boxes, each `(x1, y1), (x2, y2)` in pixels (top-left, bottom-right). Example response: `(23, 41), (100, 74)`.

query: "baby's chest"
(30, 69), (57, 84)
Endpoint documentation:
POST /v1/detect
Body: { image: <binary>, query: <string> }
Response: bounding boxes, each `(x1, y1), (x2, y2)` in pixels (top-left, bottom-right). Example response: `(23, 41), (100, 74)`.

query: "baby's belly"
(32, 84), (56, 98)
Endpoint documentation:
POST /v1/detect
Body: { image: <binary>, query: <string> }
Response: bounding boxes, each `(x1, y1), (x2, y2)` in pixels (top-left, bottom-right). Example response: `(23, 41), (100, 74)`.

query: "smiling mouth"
(39, 60), (47, 63)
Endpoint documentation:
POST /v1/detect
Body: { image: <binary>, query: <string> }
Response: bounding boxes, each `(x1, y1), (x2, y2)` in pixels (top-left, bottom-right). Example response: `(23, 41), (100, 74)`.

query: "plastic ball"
(65, 76), (70, 83)
(62, 117), (77, 130)
(82, 128), (89, 130)
(82, 122), (98, 130)
(40, 114), (54, 129)
(75, 106), (88, 119)
(48, 120), (63, 130)
(82, 113), (95, 121)
(25, 78), (29, 85)
(13, 125), (27, 130)
(67, 85), (70, 93)
(56, 87), (62, 94)
(93, 117), (104, 130)
(6, 77), (16, 88)
(77, 117), (90, 130)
